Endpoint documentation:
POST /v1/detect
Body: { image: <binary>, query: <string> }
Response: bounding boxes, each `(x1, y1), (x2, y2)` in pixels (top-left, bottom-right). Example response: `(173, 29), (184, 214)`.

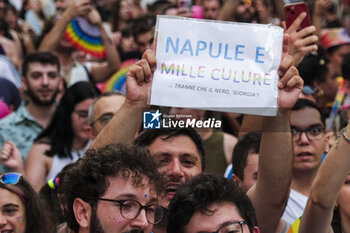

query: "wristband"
(336, 126), (350, 148)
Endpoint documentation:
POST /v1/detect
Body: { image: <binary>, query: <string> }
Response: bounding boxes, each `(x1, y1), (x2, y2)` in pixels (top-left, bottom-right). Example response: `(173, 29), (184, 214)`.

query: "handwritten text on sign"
(150, 16), (283, 116)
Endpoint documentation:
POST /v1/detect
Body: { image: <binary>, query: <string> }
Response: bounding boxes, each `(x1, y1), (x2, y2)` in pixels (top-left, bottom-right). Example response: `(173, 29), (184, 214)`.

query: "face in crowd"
(87, 174), (159, 233)
(328, 44), (350, 76)
(203, 0), (222, 20)
(234, 0), (256, 23)
(290, 106), (328, 173)
(66, 144), (166, 233)
(22, 62), (61, 106)
(232, 150), (259, 192)
(88, 94), (125, 138)
(148, 134), (202, 207)
(0, 187), (26, 233)
(184, 202), (257, 233)
(135, 30), (153, 54)
(71, 98), (95, 143)
(167, 174), (260, 233)
(337, 172), (350, 220)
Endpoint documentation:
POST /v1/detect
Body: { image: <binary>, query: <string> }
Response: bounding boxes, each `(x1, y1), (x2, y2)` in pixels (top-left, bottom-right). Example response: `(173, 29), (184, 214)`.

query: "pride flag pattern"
(287, 217), (301, 233)
(98, 59), (138, 93)
(64, 17), (106, 58)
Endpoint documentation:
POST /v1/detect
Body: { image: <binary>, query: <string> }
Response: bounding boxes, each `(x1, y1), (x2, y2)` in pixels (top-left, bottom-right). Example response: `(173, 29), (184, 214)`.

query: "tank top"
(46, 140), (91, 181)
(204, 130), (227, 176)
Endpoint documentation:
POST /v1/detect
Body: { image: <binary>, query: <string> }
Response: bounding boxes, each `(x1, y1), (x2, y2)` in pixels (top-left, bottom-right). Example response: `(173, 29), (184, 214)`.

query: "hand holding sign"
(151, 16), (284, 116)
(126, 49), (156, 107)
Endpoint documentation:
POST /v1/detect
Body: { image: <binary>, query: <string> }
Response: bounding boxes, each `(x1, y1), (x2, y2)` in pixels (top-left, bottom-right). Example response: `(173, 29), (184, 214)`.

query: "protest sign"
(150, 16), (283, 116)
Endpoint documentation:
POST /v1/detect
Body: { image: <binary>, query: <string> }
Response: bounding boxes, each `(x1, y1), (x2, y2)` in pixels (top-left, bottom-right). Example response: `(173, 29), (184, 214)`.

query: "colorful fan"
(287, 217), (301, 233)
(98, 59), (138, 93)
(64, 17), (106, 58)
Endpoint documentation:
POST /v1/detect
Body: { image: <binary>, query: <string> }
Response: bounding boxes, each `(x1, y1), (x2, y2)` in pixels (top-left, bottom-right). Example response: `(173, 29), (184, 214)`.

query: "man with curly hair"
(62, 143), (166, 233)
(167, 174), (260, 233)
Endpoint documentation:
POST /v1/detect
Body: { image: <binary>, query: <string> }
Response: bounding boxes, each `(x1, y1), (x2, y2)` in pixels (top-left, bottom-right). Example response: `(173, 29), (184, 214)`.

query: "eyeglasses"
(291, 125), (325, 142)
(0, 173), (22, 185)
(91, 113), (114, 126)
(209, 221), (247, 233)
(97, 198), (165, 224)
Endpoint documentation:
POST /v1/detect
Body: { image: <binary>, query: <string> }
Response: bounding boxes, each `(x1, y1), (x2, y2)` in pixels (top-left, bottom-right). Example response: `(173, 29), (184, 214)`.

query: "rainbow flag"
(327, 77), (347, 130)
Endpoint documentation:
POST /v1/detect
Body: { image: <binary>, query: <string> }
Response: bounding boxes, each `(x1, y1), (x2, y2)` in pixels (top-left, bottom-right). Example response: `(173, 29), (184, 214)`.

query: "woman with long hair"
(0, 172), (53, 233)
(24, 81), (99, 192)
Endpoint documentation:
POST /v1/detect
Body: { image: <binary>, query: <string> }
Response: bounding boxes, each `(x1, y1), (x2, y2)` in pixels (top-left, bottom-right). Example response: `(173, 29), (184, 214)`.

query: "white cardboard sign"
(150, 16), (283, 116)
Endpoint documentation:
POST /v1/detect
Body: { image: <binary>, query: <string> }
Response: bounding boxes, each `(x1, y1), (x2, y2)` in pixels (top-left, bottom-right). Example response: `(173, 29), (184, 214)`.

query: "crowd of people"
(0, 0), (350, 232)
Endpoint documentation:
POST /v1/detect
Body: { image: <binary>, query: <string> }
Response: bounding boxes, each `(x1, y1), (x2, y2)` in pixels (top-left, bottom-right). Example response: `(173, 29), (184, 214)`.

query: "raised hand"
(284, 12), (318, 66)
(126, 49), (157, 106)
(86, 8), (102, 26)
(278, 34), (304, 109)
(64, 0), (92, 20)
(0, 141), (23, 172)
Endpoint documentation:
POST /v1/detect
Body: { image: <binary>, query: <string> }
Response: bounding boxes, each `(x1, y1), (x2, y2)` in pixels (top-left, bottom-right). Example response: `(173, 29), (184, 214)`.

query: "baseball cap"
(320, 28), (350, 50)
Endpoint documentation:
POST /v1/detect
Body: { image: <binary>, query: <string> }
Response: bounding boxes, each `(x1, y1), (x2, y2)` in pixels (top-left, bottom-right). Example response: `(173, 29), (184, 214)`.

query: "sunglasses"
(0, 173), (22, 185)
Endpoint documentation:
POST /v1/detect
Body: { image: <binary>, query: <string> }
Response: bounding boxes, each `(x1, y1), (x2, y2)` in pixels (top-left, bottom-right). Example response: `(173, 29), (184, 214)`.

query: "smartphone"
(284, 2), (311, 30)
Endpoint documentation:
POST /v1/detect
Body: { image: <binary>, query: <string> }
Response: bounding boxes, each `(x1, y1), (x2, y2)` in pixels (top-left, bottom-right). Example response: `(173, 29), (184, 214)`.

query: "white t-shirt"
(68, 62), (92, 87)
(282, 189), (308, 225)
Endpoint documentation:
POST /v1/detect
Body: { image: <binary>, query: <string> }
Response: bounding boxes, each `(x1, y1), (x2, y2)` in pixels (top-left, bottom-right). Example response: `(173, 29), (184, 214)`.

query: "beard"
(26, 85), (59, 106)
(122, 231), (145, 233)
(89, 207), (145, 233)
(235, 9), (255, 23)
(90, 207), (106, 233)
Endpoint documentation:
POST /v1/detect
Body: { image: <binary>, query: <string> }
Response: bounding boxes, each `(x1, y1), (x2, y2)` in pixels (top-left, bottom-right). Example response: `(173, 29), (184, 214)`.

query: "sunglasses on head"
(0, 173), (22, 185)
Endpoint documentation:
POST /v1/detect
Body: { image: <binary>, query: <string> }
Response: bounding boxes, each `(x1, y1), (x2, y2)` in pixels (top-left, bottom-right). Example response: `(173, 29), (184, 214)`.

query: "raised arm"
(25, 143), (52, 192)
(284, 12), (318, 66)
(247, 35), (304, 233)
(39, 0), (91, 52)
(298, 123), (350, 233)
(87, 9), (120, 83)
(312, 0), (338, 40)
(89, 49), (156, 149)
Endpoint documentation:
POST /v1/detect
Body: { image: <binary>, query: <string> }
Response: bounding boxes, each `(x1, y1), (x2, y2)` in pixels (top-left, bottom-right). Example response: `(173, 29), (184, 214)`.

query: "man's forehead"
(106, 173), (157, 196)
(204, 0), (220, 5)
(149, 134), (198, 152)
(290, 107), (323, 128)
(28, 62), (58, 71)
(95, 95), (125, 110)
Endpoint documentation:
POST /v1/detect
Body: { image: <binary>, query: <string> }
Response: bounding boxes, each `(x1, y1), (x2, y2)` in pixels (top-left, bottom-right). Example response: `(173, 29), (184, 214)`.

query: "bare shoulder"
(223, 132), (238, 164)
(27, 142), (52, 162)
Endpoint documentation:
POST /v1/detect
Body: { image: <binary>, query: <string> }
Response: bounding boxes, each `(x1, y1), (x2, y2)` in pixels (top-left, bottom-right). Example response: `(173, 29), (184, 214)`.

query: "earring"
(316, 89), (324, 97)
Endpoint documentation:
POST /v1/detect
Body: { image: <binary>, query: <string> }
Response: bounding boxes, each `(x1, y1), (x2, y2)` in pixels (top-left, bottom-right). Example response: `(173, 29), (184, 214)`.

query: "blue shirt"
(0, 104), (43, 172)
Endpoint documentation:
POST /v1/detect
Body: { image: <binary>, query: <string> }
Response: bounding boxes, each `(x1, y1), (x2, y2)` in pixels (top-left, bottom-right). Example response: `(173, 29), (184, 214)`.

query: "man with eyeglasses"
(62, 143), (166, 233)
(87, 91), (125, 138)
(167, 174), (260, 233)
(90, 46), (304, 233)
(281, 98), (330, 225)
